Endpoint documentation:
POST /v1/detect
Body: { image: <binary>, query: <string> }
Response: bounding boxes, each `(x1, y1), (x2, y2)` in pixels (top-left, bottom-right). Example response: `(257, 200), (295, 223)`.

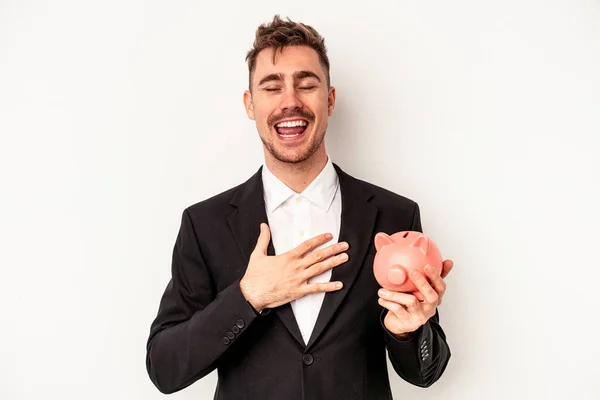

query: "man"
(146, 15), (453, 399)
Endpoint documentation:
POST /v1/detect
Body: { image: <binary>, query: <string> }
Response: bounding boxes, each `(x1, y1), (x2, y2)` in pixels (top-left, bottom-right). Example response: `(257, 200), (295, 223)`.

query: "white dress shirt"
(262, 156), (342, 345)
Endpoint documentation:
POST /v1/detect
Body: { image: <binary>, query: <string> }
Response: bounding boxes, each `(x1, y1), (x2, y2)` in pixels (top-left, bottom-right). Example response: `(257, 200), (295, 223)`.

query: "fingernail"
(335, 282), (343, 289)
(425, 265), (434, 272)
(379, 289), (388, 297)
(340, 253), (348, 260)
(326, 233), (333, 240)
(411, 270), (420, 278)
(340, 242), (349, 250)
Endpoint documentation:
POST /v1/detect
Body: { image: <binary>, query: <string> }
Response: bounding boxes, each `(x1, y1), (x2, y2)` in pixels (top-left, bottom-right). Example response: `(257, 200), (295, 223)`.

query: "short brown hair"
(245, 15), (331, 90)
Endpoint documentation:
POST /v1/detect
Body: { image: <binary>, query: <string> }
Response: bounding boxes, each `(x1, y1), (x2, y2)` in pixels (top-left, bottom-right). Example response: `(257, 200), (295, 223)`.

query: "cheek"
(252, 110), (271, 128)
(308, 97), (330, 118)
(253, 104), (276, 126)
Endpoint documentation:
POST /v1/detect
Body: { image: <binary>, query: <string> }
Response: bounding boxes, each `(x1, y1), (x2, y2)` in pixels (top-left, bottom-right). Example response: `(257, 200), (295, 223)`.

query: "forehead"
(253, 46), (325, 83)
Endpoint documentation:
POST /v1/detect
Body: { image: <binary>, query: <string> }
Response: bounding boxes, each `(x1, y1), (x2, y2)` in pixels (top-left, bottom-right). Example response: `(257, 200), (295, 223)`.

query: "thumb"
(441, 259), (454, 279)
(253, 223), (271, 256)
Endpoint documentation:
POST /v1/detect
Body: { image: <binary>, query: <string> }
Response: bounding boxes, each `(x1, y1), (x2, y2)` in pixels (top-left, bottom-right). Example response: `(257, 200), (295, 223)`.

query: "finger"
(424, 264), (447, 296)
(378, 289), (421, 313)
(303, 241), (349, 268)
(251, 223), (271, 257)
(409, 270), (439, 306)
(378, 298), (411, 319)
(305, 281), (343, 294)
(304, 251), (349, 278)
(289, 232), (333, 259)
(413, 291), (425, 302)
(440, 259), (454, 279)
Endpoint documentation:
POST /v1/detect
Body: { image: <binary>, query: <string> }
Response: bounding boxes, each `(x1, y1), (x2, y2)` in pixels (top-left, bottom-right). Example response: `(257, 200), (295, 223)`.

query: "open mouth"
(274, 119), (309, 139)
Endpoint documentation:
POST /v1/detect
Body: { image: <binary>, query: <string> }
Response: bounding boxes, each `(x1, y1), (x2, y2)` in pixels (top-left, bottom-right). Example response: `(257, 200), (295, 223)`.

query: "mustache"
(268, 109), (315, 126)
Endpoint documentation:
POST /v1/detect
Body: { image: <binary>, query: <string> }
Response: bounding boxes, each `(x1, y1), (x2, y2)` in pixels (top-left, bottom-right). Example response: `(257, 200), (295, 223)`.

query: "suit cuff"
(189, 278), (258, 349)
(380, 308), (434, 363)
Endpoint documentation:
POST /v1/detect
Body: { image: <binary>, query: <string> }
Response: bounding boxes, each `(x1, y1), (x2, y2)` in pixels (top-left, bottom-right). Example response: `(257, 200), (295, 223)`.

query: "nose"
(279, 87), (303, 111)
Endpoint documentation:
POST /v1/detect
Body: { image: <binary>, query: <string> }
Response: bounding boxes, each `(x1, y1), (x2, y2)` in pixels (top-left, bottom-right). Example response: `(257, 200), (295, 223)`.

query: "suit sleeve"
(145, 209), (258, 394)
(381, 202), (451, 387)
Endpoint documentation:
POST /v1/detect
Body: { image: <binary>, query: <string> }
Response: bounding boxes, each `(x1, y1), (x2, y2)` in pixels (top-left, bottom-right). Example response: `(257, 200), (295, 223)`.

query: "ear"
(243, 90), (255, 120)
(327, 86), (336, 116)
(411, 234), (430, 255)
(374, 232), (394, 251)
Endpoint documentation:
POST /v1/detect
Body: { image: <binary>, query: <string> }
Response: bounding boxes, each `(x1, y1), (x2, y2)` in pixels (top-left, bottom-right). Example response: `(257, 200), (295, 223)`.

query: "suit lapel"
(306, 164), (378, 349)
(227, 167), (305, 348)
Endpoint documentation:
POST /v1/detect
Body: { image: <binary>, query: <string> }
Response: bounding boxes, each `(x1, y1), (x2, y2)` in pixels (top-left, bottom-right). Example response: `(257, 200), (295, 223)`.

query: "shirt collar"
(262, 156), (339, 214)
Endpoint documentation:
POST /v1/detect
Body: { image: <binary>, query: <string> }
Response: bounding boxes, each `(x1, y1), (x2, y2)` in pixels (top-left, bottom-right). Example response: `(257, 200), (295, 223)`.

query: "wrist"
(393, 331), (415, 340)
(240, 278), (264, 312)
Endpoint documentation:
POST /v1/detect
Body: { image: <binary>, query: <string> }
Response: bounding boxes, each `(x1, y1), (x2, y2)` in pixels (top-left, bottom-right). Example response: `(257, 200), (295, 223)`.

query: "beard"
(260, 106), (325, 164)
(259, 126), (326, 164)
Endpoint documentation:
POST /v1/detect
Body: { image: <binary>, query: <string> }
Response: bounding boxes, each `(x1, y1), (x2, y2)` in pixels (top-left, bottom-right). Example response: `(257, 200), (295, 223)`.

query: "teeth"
(280, 133), (300, 137)
(275, 120), (308, 128)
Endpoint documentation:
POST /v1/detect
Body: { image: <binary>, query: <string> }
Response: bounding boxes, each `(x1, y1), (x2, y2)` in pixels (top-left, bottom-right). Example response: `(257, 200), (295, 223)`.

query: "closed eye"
(299, 86), (317, 90)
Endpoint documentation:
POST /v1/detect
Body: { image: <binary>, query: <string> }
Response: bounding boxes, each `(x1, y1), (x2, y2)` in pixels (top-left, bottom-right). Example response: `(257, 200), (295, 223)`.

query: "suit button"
(237, 319), (245, 329)
(302, 354), (314, 366)
(232, 326), (240, 334)
(223, 337), (230, 345)
(226, 332), (235, 340)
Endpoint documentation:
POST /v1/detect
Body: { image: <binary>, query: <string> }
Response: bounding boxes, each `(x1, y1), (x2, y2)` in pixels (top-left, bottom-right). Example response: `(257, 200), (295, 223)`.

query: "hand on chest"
(268, 193), (342, 284)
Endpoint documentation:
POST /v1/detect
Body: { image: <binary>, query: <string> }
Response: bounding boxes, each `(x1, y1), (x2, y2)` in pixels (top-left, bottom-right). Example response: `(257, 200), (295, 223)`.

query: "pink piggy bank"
(373, 231), (443, 298)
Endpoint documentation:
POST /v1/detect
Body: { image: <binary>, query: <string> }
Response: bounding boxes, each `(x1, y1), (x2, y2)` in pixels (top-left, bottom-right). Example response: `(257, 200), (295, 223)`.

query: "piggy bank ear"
(374, 232), (394, 251)
(411, 234), (430, 254)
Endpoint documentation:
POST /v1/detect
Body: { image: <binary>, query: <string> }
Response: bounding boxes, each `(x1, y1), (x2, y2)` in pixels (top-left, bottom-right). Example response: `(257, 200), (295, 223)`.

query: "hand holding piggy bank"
(373, 231), (443, 299)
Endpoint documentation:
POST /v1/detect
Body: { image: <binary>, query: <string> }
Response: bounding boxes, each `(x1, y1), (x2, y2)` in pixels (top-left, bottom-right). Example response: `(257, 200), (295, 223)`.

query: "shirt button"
(302, 354), (314, 366)
(296, 197), (302, 204)
(299, 230), (304, 237)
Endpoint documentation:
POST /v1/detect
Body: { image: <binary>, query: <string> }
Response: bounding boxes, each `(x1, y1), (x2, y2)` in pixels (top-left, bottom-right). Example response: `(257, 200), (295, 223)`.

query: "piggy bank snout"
(388, 265), (407, 285)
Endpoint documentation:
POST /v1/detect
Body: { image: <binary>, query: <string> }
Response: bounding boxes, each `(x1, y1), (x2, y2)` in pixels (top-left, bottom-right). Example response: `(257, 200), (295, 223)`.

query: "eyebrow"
(293, 70), (321, 82)
(257, 70), (322, 87)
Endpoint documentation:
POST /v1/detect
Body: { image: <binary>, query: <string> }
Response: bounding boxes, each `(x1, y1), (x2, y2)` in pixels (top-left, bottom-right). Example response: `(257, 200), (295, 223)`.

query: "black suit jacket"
(146, 164), (451, 399)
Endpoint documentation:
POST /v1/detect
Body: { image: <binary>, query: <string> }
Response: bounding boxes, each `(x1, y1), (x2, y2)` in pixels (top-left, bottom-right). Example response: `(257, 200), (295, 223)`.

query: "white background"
(1, 0), (599, 399)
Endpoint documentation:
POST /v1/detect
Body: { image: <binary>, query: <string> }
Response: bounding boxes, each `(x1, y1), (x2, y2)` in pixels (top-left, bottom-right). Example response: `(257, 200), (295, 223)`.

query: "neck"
(264, 148), (329, 193)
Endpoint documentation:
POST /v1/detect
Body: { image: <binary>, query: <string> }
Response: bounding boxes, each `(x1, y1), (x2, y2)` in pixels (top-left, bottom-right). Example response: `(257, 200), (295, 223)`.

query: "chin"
(270, 140), (325, 165)
(271, 148), (313, 164)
